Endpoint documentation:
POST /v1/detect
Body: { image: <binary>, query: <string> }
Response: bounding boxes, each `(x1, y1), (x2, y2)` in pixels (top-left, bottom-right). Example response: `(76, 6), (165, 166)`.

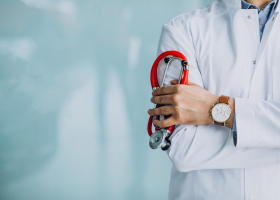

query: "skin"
(147, 0), (271, 130)
(246, 0), (274, 9)
(148, 80), (235, 129)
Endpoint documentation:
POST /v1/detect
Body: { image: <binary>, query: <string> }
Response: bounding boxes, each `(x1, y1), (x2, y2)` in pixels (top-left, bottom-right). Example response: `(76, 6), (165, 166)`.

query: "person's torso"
(168, 0), (280, 199)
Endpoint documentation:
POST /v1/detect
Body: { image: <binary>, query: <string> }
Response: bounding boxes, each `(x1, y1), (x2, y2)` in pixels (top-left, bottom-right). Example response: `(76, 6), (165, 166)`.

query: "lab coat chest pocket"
(272, 67), (280, 101)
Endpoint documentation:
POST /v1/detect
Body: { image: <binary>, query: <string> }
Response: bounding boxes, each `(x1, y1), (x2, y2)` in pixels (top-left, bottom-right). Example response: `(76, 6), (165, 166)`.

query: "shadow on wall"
(0, 0), (88, 188)
(0, 0), (139, 198)
(0, 0), (213, 199)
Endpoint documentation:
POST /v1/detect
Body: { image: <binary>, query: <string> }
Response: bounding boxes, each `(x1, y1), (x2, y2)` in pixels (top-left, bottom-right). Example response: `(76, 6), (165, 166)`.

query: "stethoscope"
(148, 51), (189, 151)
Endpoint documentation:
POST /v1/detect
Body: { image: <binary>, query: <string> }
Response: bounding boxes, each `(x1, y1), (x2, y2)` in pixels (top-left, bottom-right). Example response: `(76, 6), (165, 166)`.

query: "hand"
(148, 80), (219, 128)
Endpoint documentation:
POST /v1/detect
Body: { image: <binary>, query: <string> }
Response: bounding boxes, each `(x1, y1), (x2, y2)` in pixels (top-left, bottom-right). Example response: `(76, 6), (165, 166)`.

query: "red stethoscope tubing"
(148, 51), (189, 139)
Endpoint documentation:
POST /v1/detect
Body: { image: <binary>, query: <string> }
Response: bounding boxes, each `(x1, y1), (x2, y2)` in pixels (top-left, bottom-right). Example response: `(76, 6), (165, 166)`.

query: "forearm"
(152, 17), (280, 173)
(168, 124), (280, 172)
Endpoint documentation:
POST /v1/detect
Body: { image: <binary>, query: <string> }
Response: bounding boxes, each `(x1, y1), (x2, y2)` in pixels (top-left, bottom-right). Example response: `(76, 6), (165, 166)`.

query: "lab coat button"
(253, 60), (256, 64)
(248, 15), (251, 19)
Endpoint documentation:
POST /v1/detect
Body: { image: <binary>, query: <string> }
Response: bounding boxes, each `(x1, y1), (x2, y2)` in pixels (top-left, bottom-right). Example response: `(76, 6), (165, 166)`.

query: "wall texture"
(0, 0), (213, 199)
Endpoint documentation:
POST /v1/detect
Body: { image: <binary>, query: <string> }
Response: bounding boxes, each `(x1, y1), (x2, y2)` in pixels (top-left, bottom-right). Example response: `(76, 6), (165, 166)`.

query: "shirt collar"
(241, 0), (278, 11)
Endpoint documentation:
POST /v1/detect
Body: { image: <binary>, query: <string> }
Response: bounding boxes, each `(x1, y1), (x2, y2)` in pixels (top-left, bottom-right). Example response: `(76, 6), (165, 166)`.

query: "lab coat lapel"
(220, 0), (279, 100)
(255, 0), (280, 65)
(255, 13), (278, 65)
(223, 0), (280, 99)
(248, 8), (279, 99)
(225, 7), (260, 98)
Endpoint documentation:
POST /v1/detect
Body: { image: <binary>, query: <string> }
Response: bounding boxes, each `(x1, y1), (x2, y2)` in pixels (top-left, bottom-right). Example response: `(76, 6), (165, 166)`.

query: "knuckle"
(161, 106), (166, 113)
(162, 120), (168, 127)
(162, 87), (166, 94)
(162, 106), (169, 114)
(159, 96), (164, 104)
(155, 108), (160, 115)
(176, 113), (182, 122)
(159, 106), (164, 114)
(173, 113), (179, 121)
(172, 94), (179, 102)
(175, 85), (182, 92)
(174, 106), (180, 114)
(173, 85), (178, 93)
(173, 107), (184, 123)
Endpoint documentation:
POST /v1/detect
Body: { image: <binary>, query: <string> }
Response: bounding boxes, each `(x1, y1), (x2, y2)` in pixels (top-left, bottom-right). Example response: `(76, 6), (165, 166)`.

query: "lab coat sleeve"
(157, 22), (280, 172)
(235, 98), (280, 148)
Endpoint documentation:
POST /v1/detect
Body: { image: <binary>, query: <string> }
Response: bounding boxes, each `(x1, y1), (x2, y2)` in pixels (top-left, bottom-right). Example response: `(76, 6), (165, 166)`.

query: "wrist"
(209, 96), (235, 128)
(225, 97), (235, 129)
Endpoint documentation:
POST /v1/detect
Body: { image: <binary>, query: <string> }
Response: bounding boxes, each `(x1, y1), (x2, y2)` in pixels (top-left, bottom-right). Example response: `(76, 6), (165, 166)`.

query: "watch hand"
(219, 108), (226, 116)
(217, 109), (227, 118)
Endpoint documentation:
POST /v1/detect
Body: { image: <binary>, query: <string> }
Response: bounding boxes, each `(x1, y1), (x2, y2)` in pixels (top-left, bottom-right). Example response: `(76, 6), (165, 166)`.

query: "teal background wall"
(0, 0), (213, 199)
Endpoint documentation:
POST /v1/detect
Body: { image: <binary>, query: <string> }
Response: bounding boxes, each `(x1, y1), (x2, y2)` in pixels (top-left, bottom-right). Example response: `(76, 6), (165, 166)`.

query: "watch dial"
(212, 103), (231, 123)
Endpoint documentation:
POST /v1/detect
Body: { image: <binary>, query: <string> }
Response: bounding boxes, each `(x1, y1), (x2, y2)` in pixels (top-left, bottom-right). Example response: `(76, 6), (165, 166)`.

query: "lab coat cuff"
(232, 114), (237, 146)
(235, 97), (280, 148)
(234, 98), (262, 148)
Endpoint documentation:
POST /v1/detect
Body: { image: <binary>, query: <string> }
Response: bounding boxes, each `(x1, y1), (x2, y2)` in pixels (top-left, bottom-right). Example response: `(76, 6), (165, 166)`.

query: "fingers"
(153, 117), (176, 128)
(150, 94), (174, 105)
(171, 80), (199, 86)
(152, 85), (178, 96)
(170, 79), (202, 88)
(170, 80), (178, 85)
(148, 106), (174, 116)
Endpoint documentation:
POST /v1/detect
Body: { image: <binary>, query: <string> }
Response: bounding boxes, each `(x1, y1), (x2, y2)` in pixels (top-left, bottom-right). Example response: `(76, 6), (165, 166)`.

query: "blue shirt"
(233, 0), (277, 146)
(241, 0), (277, 40)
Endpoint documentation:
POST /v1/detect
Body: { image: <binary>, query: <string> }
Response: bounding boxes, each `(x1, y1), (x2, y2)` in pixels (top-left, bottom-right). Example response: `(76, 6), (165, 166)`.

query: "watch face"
(211, 103), (231, 123)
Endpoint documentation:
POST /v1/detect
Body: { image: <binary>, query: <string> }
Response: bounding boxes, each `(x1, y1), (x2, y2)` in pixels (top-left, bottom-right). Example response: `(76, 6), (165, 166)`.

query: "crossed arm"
(148, 80), (235, 129)
(149, 23), (280, 172)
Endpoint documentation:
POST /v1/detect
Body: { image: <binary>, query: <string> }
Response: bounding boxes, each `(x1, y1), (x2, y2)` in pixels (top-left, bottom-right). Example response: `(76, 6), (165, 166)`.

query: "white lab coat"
(157, 0), (280, 199)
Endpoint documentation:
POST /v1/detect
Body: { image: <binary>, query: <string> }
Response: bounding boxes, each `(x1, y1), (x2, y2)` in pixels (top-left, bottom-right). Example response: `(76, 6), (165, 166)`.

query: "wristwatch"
(210, 95), (232, 126)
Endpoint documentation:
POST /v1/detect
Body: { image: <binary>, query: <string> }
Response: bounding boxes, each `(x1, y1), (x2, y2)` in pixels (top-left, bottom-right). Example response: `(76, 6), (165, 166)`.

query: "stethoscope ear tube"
(148, 51), (189, 150)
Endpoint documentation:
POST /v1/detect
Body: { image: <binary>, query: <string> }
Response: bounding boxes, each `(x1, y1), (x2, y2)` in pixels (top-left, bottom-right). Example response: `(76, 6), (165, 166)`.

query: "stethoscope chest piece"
(147, 50), (188, 151)
(149, 130), (171, 151)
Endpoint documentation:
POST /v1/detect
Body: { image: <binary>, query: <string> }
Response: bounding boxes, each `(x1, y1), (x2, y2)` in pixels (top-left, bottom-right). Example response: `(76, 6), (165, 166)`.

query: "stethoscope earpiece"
(164, 57), (170, 64)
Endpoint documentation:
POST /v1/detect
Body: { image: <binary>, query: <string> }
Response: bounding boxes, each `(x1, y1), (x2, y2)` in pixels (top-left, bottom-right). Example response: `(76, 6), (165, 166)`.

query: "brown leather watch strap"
(214, 121), (224, 126)
(219, 95), (229, 104)
(214, 95), (230, 126)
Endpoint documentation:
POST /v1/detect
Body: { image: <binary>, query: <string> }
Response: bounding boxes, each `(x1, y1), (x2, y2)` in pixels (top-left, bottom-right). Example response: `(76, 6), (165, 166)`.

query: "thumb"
(170, 80), (179, 85)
